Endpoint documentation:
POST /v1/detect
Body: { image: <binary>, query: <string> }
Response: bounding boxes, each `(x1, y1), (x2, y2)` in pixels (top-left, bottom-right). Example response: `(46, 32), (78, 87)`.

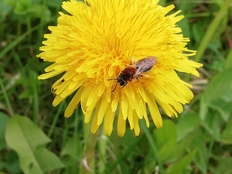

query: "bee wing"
(134, 56), (157, 77)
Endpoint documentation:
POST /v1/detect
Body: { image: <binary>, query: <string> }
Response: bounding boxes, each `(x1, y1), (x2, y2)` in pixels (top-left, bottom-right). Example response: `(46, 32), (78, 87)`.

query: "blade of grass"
(0, 25), (40, 59)
(194, 0), (232, 62)
(225, 49), (232, 68)
(32, 72), (39, 123)
(0, 78), (14, 117)
(48, 103), (64, 138)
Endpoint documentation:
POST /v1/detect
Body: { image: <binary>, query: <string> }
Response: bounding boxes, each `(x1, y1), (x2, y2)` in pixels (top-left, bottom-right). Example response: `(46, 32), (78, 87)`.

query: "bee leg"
(140, 74), (150, 78)
(111, 82), (118, 93)
(108, 78), (117, 81)
(134, 74), (151, 80)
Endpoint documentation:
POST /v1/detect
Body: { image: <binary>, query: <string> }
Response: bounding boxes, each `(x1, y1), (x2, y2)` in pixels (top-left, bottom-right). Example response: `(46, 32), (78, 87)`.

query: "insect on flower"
(109, 56), (157, 92)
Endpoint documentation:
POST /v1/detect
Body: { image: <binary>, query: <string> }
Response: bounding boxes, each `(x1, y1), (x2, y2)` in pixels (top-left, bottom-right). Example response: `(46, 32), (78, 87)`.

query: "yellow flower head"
(37, 0), (202, 136)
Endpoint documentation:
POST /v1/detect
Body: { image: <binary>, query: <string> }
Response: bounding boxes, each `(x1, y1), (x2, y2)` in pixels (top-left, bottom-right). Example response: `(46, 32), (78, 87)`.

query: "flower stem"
(80, 124), (98, 174)
(141, 121), (164, 173)
(98, 129), (107, 173)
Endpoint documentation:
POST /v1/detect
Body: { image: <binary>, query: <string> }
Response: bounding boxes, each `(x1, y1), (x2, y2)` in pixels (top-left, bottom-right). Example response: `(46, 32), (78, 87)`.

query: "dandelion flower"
(37, 0), (202, 136)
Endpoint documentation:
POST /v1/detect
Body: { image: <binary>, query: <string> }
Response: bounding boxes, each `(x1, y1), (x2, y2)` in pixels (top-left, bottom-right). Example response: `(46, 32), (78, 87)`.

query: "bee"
(109, 56), (157, 92)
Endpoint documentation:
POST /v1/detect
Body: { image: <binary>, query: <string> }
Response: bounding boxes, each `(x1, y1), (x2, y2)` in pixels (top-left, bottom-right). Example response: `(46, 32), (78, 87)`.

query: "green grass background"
(1, 0), (232, 174)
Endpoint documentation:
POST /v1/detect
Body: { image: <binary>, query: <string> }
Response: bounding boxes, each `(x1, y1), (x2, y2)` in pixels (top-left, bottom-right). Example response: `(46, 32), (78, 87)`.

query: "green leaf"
(200, 111), (223, 141)
(210, 157), (232, 174)
(17, 0), (31, 15)
(4, 0), (17, 6)
(188, 129), (208, 173)
(176, 113), (200, 141)
(200, 67), (232, 121)
(25, 4), (51, 22)
(157, 0), (167, 6)
(34, 147), (64, 171)
(61, 136), (82, 158)
(46, 0), (63, 8)
(178, 16), (190, 37)
(165, 138), (188, 163)
(192, 21), (205, 43)
(167, 149), (197, 174)
(61, 137), (82, 174)
(4, 151), (21, 173)
(0, 1), (11, 22)
(225, 50), (232, 69)
(153, 119), (177, 161)
(5, 116), (64, 174)
(221, 114), (232, 144)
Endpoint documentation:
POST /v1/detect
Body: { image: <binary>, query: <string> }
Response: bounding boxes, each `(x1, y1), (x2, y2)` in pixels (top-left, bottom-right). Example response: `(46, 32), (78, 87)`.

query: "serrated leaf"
(5, 116), (64, 174)
(167, 149), (197, 174)
(153, 119), (177, 161)
(200, 67), (232, 121)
